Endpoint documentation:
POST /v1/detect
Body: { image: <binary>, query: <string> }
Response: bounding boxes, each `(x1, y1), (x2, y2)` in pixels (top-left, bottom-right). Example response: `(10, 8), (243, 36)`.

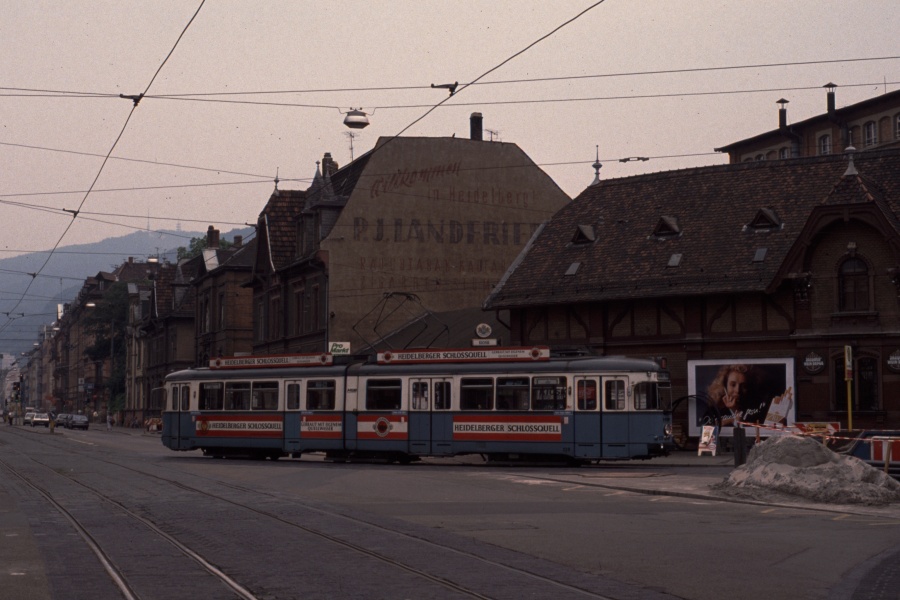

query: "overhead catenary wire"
(0, 0), (207, 337)
(2, 55), (896, 99)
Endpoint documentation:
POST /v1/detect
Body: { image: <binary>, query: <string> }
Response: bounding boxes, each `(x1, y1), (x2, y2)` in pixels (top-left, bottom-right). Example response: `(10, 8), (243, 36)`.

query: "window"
(864, 121), (877, 147)
(496, 377), (530, 410)
(254, 298), (267, 342)
(180, 386), (190, 411)
(577, 380), (598, 411)
(286, 382), (300, 410)
(307, 380), (336, 410)
(634, 382), (660, 410)
(434, 381), (451, 410)
(839, 258), (869, 312)
(605, 380), (626, 410)
(819, 134), (832, 156)
(895, 114), (900, 140)
(366, 379), (401, 410)
(225, 382), (251, 410)
(460, 378), (493, 410)
(532, 377), (567, 411)
(833, 356), (879, 411)
(778, 147), (788, 159)
(200, 382), (224, 410)
(252, 381), (279, 410)
(291, 283), (305, 335)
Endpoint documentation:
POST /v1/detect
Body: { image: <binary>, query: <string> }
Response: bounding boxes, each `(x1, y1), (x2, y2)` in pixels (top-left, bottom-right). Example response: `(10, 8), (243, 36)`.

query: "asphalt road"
(2, 425), (898, 600)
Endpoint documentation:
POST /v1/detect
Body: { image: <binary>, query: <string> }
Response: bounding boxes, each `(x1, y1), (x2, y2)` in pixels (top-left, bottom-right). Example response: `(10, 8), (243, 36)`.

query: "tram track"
(1, 427), (677, 600)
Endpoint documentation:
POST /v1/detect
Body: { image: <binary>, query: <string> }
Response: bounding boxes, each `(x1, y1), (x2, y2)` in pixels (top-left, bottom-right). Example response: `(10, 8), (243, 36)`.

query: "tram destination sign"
(210, 353), (333, 369)
(378, 346), (550, 364)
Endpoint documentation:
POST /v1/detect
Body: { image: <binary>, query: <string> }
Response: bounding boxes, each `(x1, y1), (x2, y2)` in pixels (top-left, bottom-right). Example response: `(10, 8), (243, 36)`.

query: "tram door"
(601, 378), (630, 458)
(409, 379), (453, 456)
(573, 378), (601, 459)
(167, 384), (191, 450)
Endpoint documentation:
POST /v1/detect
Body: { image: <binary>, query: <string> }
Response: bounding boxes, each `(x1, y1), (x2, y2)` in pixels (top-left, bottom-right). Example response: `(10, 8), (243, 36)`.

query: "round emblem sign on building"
(803, 351), (825, 374)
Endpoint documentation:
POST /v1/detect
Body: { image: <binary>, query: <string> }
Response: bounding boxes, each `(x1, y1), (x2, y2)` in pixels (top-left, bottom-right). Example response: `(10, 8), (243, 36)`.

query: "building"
(716, 86), (900, 163)
(193, 227), (256, 365)
(250, 114), (571, 355)
(485, 147), (900, 436)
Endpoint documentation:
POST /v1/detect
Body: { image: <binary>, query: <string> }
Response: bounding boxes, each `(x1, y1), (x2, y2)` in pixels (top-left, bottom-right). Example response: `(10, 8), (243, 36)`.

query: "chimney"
(128, 257), (134, 264)
(233, 235), (243, 248)
(824, 82), (837, 117)
(470, 112), (483, 141)
(207, 225), (220, 249)
(777, 98), (789, 130)
(321, 152), (339, 176)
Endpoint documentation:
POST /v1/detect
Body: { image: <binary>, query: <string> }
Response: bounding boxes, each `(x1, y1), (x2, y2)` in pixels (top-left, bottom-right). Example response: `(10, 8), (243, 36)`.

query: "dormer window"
(747, 208), (782, 231)
(571, 225), (596, 245)
(652, 216), (681, 239)
(819, 134), (832, 156)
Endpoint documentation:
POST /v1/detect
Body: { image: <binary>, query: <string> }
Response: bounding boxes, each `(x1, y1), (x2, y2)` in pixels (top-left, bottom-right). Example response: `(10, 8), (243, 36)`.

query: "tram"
(162, 347), (674, 463)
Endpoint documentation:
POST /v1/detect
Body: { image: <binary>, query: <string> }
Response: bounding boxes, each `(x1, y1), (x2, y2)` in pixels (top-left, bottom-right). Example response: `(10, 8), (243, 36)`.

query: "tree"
(177, 236), (232, 260)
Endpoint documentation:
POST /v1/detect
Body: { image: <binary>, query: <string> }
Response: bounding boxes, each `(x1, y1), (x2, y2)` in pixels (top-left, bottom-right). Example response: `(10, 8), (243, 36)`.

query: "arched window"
(819, 134), (832, 155)
(778, 147), (789, 159)
(839, 257), (869, 312)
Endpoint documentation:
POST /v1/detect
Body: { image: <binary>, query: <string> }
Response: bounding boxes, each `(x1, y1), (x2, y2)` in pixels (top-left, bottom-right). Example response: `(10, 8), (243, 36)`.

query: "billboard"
(688, 358), (795, 437)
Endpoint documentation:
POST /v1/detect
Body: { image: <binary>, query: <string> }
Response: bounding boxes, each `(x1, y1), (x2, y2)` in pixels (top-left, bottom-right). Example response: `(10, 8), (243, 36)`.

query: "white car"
(23, 412), (35, 426)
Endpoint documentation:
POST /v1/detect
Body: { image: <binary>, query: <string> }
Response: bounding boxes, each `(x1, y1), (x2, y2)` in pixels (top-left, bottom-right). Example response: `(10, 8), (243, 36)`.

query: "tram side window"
(199, 383), (224, 410)
(497, 377), (530, 410)
(252, 381), (279, 410)
(366, 379), (402, 410)
(225, 382), (251, 410)
(307, 380), (336, 410)
(180, 386), (190, 411)
(460, 378), (493, 410)
(634, 382), (660, 410)
(167, 387), (177, 411)
(286, 383), (301, 410)
(577, 380), (598, 410)
(434, 381), (451, 410)
(605, 380), (626, 410)
(532, 377), (566, 411)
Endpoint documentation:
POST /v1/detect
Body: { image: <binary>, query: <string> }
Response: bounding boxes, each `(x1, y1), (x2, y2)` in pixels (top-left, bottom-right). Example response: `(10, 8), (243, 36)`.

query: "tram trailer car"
(162, 347), (674, 463)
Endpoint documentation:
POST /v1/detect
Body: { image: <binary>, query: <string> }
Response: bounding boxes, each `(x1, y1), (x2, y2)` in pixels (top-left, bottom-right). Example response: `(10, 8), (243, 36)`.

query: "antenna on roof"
(343, 131), (359, 161)
(485, 128), (500, 142)
(274, 167), (280, 191)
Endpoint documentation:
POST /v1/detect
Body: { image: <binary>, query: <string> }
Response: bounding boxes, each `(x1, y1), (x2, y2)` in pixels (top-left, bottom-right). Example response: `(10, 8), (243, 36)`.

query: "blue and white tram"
(162, 347), (674, 463)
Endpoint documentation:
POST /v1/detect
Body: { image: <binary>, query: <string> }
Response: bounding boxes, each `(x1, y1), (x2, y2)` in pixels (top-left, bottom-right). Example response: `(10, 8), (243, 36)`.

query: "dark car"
(56, 414), (71, 427)
(67, 414), (89, 430)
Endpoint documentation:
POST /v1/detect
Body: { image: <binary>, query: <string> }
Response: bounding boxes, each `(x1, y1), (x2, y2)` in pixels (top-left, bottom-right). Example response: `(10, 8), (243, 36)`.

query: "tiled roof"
(485, 148), (900, 308)
(257, 190), (306, 271)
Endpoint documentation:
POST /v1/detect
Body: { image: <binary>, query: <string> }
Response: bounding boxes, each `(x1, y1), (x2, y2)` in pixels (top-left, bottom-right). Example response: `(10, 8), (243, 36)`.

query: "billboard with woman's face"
(688, 358), (795, 437)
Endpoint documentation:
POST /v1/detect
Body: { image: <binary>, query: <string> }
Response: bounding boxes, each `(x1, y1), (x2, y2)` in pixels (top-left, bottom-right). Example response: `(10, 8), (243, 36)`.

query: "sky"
(1, 1), (897, 264)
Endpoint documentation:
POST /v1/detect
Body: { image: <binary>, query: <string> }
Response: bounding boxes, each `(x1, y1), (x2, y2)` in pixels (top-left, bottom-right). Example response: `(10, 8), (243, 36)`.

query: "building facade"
(485, 147), (900, 436)
(716, 87), (900, 163)
(250, 115), (571, 355)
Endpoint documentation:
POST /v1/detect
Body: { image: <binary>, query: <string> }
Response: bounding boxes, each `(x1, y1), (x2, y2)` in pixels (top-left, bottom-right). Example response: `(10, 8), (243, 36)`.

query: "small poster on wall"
(688, 358), (795, 437)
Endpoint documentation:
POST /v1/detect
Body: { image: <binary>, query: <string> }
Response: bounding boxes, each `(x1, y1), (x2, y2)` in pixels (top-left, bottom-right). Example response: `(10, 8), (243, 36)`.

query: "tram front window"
(634, 382), (660, 410)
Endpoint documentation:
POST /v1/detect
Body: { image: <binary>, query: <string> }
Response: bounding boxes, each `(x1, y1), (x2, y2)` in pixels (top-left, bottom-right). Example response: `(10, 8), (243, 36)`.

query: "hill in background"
(0, 227), (253, 358)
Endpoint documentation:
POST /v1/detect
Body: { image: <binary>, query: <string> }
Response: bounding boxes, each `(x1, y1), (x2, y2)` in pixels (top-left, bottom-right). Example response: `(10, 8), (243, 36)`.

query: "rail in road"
(0, 427), (680, 600)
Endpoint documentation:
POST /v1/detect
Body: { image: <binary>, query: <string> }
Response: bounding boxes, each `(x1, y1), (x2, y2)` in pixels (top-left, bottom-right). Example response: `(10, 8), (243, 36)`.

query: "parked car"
(23, 412), (35, 426)
(31, 413), (50, 427)
(67, 414), (89, 430)
(56, 414), (71, 427)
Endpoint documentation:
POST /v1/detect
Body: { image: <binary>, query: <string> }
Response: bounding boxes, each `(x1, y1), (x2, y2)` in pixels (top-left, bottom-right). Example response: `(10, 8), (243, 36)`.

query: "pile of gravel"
(714, 434), (900, 505)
